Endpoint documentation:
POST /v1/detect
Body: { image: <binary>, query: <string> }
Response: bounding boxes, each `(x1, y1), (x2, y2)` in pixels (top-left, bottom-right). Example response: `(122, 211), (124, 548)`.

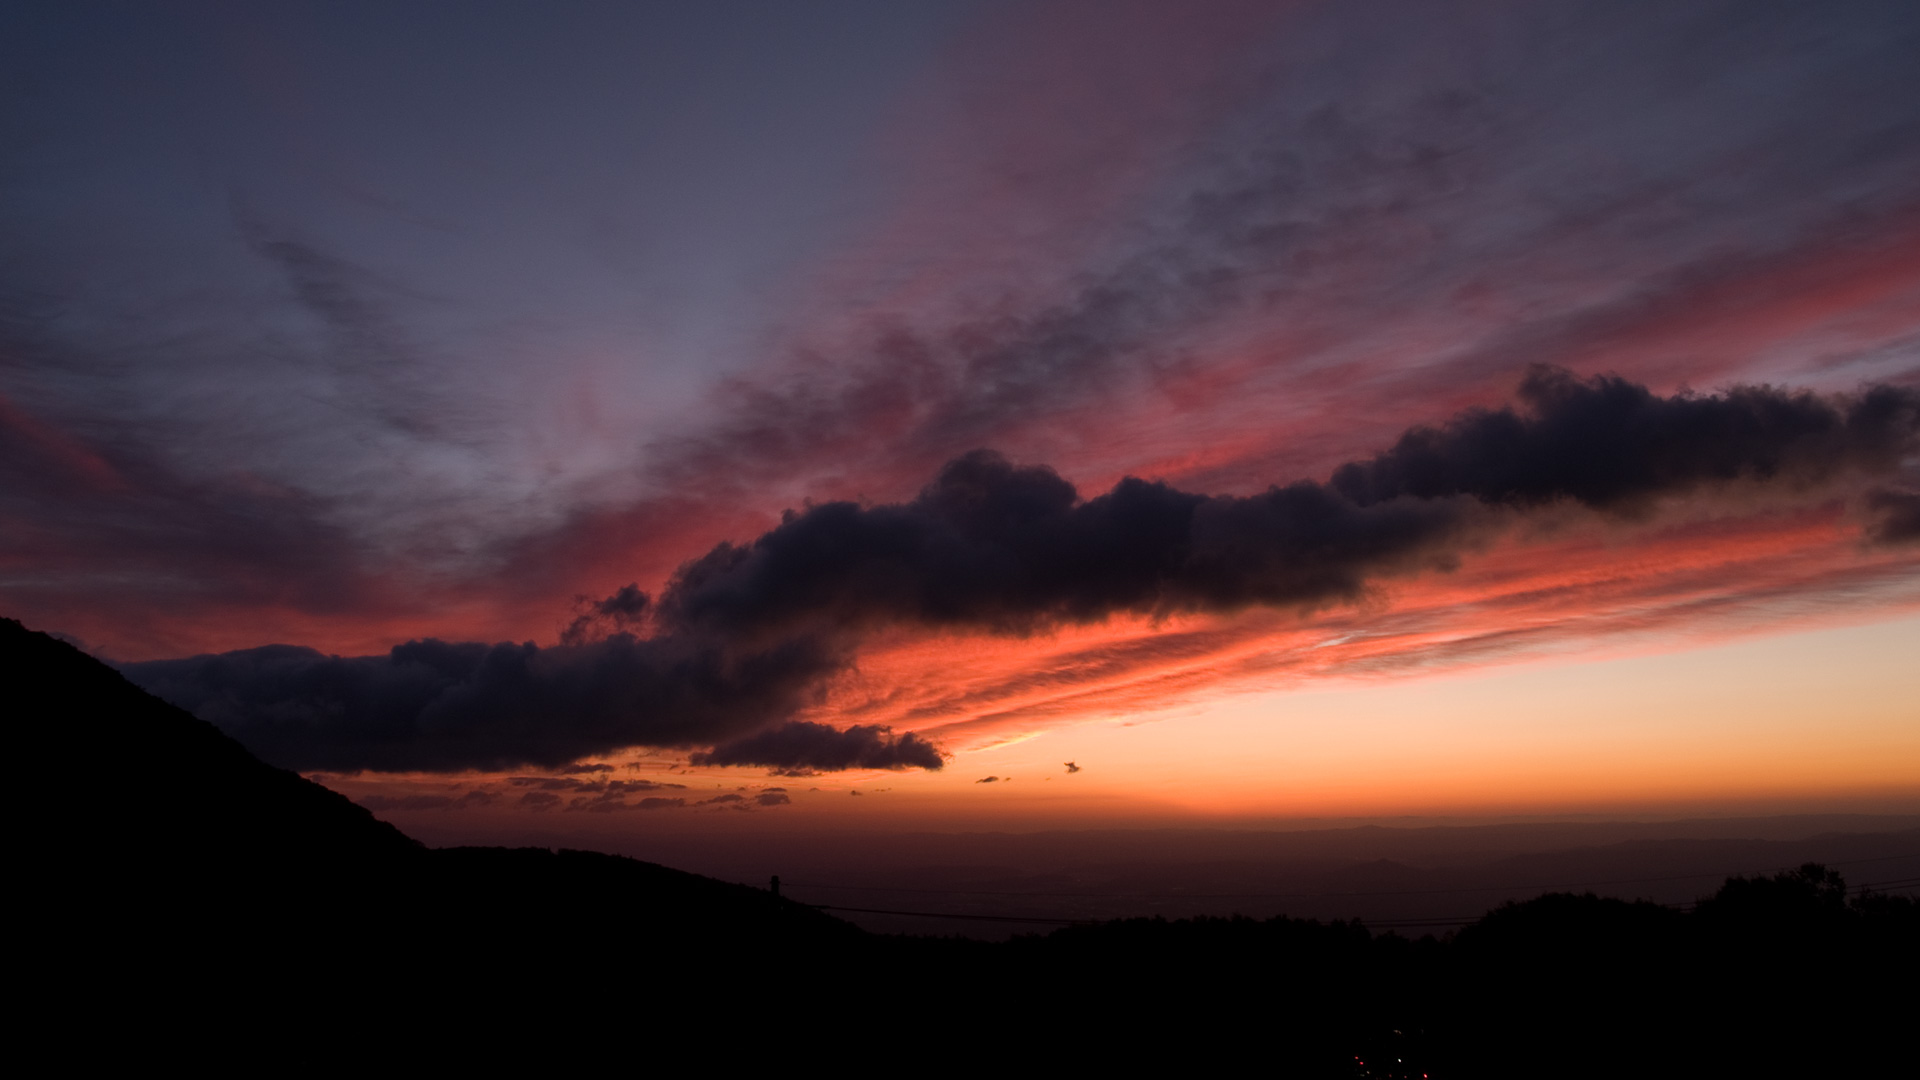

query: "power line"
(1855, 875), (1920, 891)
(807, 904), (1088, 926)
(773, 850), (1920, 904)
(786, 869), (1917, 930)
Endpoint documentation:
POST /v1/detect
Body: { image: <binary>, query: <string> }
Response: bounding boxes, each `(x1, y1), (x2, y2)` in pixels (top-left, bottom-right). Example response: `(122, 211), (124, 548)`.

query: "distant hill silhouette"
(11, 616), (1913, 1073)
(9, 617), (861, 1063)
(12, 616), (419, 867)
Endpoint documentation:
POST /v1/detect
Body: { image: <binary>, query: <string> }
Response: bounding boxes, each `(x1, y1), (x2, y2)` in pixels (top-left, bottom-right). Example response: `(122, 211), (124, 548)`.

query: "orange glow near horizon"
(326, 538), (1920, 837)
(790, 500), (1920, 755)
(328, 611), (1920, 843)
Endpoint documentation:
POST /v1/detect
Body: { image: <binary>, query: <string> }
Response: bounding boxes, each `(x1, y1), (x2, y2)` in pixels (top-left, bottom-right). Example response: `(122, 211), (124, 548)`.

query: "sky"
(5, 0), (1919, 834)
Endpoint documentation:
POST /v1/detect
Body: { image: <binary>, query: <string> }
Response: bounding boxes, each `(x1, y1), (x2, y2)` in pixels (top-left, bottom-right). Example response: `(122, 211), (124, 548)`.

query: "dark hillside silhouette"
(10, 616), (1913, 1072)
(10, 616), (419, 865)
(8, 618), (861, 1063)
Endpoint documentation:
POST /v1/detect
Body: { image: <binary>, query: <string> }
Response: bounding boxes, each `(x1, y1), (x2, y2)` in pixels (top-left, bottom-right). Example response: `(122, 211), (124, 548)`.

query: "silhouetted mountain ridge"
(10, 616), (838, 918)
(12, 615), (863, 1065)
(10, 617), (419, 872)
(12, 616), (1914, 1074)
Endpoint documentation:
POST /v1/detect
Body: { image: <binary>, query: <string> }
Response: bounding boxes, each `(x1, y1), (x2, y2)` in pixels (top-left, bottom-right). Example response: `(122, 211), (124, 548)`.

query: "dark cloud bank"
(121, 370), (1920, 774)
(688, 720), (943, 774)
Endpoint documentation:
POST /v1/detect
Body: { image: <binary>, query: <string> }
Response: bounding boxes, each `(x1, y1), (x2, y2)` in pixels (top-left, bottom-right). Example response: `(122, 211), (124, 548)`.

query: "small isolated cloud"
(608, 779), (684, 793)
(507, 776), (683, 794)
(848, 789), (863, 796)
(508, 776), (578, 791)
(700, 793), (746, 805)
(519, 790), (560, 811)
(975, 776), (1001, 784)
(1064, 761), (1081, 774)
(564, 790), (689, 813)
(756, 792), (791, 807)
(690, 721), (945, 774)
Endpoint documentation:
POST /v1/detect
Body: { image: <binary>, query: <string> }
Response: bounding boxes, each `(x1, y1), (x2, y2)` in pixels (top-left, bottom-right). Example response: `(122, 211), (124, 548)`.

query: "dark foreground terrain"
(13, 618), (1914, 1076)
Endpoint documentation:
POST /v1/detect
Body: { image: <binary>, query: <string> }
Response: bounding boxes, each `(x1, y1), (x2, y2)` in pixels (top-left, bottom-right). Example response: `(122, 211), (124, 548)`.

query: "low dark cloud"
(561, 584), (653, 645)
(656, 449), (1463, 646)
(1064, 762), (1081, 774)
(507, 776), (579, 791)
(689, 721), (945, 774)
(615, 779), (681, 792)
(1330, 369), (1918, 513)
(121, 373), (1919, 775)
(976, 776), (1001, 784)
(690, 790), (793, 811)
(520, 791), (560, 811)
(659, 373), (1916, 651)
(564, 792), (686, 813)
(507, 776), (687, 795)
(1865, 488), (1920, 544)
(126, 632), (844, 773)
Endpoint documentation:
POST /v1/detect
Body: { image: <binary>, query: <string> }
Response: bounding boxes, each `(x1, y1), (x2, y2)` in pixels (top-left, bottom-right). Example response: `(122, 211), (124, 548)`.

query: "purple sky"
(5, 2), (1919, 822)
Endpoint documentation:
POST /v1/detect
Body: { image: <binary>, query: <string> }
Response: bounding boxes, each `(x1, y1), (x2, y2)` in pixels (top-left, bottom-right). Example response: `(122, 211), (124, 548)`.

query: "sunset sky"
(5, 0), (1918, 835)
